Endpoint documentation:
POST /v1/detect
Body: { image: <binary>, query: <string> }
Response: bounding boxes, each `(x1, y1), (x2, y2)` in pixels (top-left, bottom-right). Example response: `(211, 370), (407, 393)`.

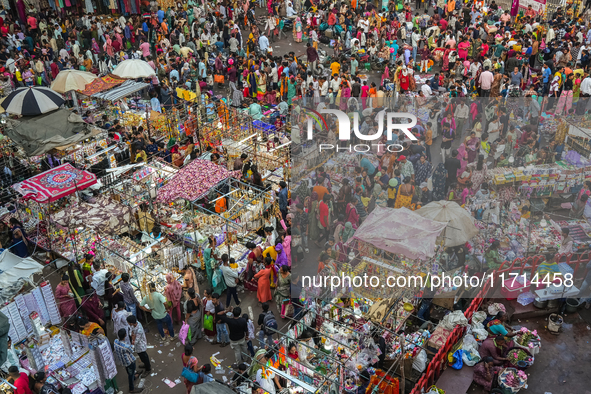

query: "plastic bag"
(181, 367), (201, 383)
(462, 334), (478, 351)
(440, 310), (469, 330)
(488, 303), (506, 316)
(471, 322), (489, 341)
(472, 311), (487, 325)
(179, 322), (189, 345)
(462, 350), (480, 366)
(412, 349), (428, 373)
(449, 349), (464, 370)
(461, 334), (481, 366)
(204, 314), (214, 332)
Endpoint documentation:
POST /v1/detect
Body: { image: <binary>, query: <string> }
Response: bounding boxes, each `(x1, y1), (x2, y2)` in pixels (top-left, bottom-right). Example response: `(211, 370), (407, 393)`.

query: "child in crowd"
(242, 314), (256, 357)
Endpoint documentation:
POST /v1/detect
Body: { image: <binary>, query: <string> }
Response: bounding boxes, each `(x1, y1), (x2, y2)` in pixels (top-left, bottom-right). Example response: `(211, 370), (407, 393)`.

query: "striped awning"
(91, 80), (149, 101)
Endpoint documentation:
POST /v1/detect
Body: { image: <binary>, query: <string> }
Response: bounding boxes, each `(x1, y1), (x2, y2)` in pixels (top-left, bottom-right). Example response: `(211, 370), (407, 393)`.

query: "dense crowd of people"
(1, 0), (591, 393)
(0, 0), (590, 109)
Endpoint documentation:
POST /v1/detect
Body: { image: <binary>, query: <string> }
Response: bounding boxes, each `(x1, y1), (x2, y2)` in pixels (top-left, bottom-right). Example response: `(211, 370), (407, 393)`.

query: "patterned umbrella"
(1, 87), (65, 116)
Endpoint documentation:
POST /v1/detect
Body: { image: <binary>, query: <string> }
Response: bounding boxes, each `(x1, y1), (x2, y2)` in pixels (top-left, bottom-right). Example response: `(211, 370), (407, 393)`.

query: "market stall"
(0, 280), (117, 394)
(8, 163), (98, 261)
(51, 195), (134, 236)
(153, 158), (278, 287)
(79, 79), (180, 141)
(156, 159), (241, 204)
(345, 207), (447, 262)
(0, 250), (44, 304)
(4, 110), (103, 157)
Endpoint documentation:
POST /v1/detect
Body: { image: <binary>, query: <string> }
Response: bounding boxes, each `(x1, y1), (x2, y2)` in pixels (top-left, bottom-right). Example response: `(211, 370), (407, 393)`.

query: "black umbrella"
(1, 87), (65, 116)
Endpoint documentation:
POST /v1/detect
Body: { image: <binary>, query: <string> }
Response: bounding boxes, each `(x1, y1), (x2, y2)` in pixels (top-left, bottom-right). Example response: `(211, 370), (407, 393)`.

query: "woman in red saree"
(55, 274), (76, 319)
(244, 242), (263, 291)
(345, 202), (359, 227)
(182, 345), (201, 394)
(254, 258), (273, 303)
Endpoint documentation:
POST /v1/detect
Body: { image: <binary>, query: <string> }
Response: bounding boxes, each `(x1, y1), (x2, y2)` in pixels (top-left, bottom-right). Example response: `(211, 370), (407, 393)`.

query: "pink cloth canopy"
(13, 163), (97, 203)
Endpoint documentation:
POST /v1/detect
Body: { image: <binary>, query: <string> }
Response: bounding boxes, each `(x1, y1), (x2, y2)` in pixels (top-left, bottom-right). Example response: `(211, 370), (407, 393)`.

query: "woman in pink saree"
(340, 83), (351, 111)
(91, 38), (101, 58)
(457, 143), (468, 177)
(360, 81), (370, 109)
(104, 35), (114, 58)
(165, 273), (183, 323)
(381, 65), (390, 87)
(55, 274), (77, 318)
(345, 202), (359, 227)
(465, 131), (480, 163)
(115, 32), (124, 50)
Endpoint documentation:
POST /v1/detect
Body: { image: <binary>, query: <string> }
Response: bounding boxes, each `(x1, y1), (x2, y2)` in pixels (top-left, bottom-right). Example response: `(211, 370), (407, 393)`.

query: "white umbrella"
(112, 59), (156, 79)
(415, 201), (479, 247)
(50, 70), (98, 94)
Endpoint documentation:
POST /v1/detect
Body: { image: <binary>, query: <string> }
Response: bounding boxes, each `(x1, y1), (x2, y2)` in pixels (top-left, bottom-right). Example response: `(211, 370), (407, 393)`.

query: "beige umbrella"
(112, 59), (156, 79)
(415, 201), (479, 247)
(50, 70), (99, 94)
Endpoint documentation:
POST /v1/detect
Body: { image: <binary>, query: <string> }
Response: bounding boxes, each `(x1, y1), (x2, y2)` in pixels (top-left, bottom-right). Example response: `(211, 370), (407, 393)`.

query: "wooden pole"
(399, 333), (406, 394)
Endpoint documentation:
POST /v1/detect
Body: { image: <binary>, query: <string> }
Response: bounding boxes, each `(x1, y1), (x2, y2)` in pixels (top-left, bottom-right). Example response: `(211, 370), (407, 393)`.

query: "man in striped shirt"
(114, 329), (143, 393)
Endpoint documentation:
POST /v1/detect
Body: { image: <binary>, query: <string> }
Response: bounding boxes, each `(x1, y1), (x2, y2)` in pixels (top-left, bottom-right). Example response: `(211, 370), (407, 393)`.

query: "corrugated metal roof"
(91, 80), (149, 101)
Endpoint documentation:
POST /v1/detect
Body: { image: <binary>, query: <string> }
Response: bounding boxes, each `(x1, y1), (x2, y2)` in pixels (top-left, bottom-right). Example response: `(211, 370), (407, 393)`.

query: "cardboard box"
(432, 289), (459, 310)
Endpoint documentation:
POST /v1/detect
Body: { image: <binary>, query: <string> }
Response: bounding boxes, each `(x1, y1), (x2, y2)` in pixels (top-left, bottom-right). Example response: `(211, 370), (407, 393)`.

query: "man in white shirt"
(330, 75), (341, 94)
(286, 2), (297, 19)
(259, 33), (270, 53)
(91, 262), (109, 300)
(421, 83), (432, 97)
(478, 66), (494, 97)
(411, 28), (421, 63)
(320, 77), (329, 97)
(581, 74), (591, 96)
(558, 227), (574, 255)
(228, 35), (239, 55)
(59, 48), (69, 60)
(454, 101), (470, 137)
(220, 254), (240, 306)
(271, 64), (278, 89)
(357, 17), (369, 33)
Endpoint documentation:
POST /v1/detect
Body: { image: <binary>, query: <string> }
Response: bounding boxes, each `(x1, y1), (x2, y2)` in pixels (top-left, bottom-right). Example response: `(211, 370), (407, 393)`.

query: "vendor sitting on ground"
(484, 240), (504, 270)
(79, 317), (105, 336)
(486, 311), (518, 337)
(535, 253), (561, 285)
(214, 191), (227, 213)
(473, 356), (503, 391)
(479, 335), (513, 366)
